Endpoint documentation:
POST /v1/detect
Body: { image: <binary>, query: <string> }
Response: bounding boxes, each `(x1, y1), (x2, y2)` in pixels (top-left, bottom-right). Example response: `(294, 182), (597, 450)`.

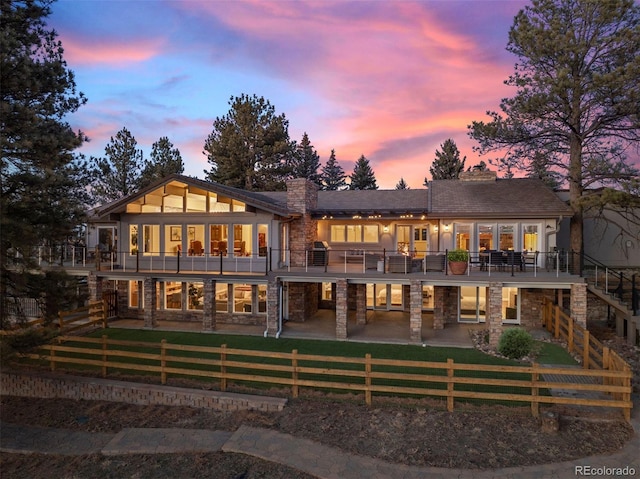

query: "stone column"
(336, 279), (348, 340)
(356, 283), (366, 325)
(202, 279), (215, 331)
(570, 283), (587, 328)
(143, 277), (157, 329)
(286, 178), (318, 267)
(409, 280), (422, 342)
(433, 286), (445, 329)
(265, 278), (280, 337)
(487, 282), (503, 349)
(87, 272), (103, 302)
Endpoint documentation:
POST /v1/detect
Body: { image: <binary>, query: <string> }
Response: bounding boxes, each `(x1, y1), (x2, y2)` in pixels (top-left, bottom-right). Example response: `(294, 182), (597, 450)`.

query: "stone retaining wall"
(1, 371), (287, 412)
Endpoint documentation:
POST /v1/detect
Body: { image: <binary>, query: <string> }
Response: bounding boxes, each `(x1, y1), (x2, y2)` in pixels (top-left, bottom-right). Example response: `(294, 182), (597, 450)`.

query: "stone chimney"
(459, 170), (497, 182)
(286, 178), (318, 266)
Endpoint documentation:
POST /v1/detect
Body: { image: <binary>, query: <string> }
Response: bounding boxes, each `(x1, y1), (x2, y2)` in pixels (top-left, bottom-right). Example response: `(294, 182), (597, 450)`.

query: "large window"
(455, 224), (471, 250)
(165, 281), (182, 310)
(502, 287), (519, 324)
(478, 225), (493, 251)
(165, 225), (182, 256)
(257, 284), (267, 313)
(233, 224), (252, 256)
(215, 283), (229, 312)
(143, 224), (160, 256)
(459, 286), (486, 323)
(129, 280), (142, 308)
(233, 283), (252, 313)
(522, 224), (539, 252)
(499, 225), (514, 251)
(330, 224), (379, 243)
(210, 224), (229, 256)
(187, 224), (205, 256)
(187, 282), (204, 310)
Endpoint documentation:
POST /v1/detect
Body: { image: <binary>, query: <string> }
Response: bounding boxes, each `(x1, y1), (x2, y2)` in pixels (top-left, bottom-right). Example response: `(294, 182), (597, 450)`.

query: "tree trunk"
(568, 132), (584, 272)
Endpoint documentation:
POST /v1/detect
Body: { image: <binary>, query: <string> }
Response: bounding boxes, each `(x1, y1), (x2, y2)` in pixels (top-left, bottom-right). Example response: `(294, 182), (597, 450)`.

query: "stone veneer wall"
(286, 178), (318, 267)
(1, 371), (286, 412)
(287, 282), (319, 322)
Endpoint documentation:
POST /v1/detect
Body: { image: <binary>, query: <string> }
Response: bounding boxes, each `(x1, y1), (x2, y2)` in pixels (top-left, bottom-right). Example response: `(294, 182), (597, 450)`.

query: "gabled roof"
(429, 178), (572, 218)
(89, 174), (291, 220)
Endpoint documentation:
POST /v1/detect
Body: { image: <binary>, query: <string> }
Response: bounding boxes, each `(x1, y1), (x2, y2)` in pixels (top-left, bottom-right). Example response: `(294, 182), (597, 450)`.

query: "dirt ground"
(1, 322), (638, 479)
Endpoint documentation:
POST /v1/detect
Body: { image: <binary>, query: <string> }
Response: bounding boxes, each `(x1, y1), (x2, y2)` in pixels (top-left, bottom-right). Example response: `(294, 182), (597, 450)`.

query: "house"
(78, 170), (590, 347)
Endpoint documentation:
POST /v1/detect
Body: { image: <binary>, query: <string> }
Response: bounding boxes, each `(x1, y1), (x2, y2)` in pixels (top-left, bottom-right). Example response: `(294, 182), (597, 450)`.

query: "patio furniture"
(523, 251), (538, 271)
(504, 251), (524, 271)
(388, 255), (421, 273)
(425, 254), (445, 271)
(487, 251), (506, 271)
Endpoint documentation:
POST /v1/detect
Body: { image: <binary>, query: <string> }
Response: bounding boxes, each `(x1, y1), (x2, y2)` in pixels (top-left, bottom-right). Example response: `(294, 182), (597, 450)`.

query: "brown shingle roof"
(429, 178), (571, 218)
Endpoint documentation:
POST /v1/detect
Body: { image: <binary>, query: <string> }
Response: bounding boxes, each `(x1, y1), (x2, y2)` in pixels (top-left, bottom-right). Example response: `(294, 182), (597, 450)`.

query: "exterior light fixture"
(383, 225), (389, 233)
(444, 224), (450, 232)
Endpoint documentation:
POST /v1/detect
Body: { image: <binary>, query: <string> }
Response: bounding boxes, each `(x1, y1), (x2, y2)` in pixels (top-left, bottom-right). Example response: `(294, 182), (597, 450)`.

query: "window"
(422, 285), (434, 309)
(165, 225), (182, 256)
(165, 281), (182, 310)
(163, 195), (183, 212)
(258, 224), (268, 256)
(215, 283), (229, 312)
(499, 225), (514, 250)
(129, 225), (139, 255)
(187, 224), (205, 256)
(502, 287), (519, 324)
(187, 282), (204, 310)
(143, 225), (160, 255)
(129, 280), (142, 308)
(233, 224), (252, 256)
(396, 225), (411, 254)
(210, 224), (229, 256)
(321, 282), (333, 300)
(455, 224), (471, 250)
(459, 286), (486, 323)
(522, 224), (539, 252)
(258, 284), (267, 313)
(233, 284), (252, 313)
(186, 192), (206, 212)
(330, 224), (379, 243)
(478, 225), (493, 251)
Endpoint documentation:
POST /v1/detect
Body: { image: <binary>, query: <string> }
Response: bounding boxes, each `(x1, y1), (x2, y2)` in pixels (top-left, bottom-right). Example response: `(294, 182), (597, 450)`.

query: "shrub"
(0, 328), (58, 363)
(447, 249), (469, 262)
(497, 328), (534, 359)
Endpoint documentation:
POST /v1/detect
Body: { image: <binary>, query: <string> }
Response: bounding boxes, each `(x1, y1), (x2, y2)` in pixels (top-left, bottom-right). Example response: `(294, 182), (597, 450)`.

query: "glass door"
(396, 225), (411, 255)
(458, 286), (486, 323)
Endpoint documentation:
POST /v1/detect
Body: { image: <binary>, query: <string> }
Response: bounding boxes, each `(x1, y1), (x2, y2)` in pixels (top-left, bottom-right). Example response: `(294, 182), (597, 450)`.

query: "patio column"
(433, 287), (445, 329)
(265, 278), (280, 337)
(356, 283), (366, 325)
(87, 272), (103, 302)
(487, 282), (503, 349)
(409, 280), (422, 342)
(570, 283), (587, 328)
(143, 277), (157, 329)
(202, 279), (215, 331)
(336, 279), (348, 340)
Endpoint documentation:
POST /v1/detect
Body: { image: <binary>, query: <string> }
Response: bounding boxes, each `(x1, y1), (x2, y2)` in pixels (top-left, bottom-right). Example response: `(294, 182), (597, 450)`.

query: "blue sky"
(49, 0), (528, 188)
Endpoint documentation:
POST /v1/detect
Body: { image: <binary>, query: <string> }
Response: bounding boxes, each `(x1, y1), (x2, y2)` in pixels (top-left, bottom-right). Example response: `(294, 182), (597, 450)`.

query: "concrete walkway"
(2, 404), (639, 479)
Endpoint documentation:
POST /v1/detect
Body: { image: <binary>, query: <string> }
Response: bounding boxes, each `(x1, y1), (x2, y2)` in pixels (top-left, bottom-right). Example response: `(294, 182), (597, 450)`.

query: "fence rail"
(25, 333), (633, 422)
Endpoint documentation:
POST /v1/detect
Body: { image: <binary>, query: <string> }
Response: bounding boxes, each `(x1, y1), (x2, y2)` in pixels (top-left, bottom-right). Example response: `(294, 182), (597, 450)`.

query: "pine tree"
(349, 155), (378, 190)
(290, 132), (322, 185)
(204, 94), (293, 191)
(320, 149), (347, 190)
(1, 0), (91, 324)
(139, 137), (184, 189)
(90, 127), (144, 204)
(430, 139), (466, 180)
(395, 178), (409, 190)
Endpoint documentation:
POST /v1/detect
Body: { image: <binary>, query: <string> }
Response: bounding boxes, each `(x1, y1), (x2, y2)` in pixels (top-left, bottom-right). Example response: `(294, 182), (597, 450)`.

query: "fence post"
(101, 335), (108, 378)
(446, 358), (454, 412)
(292, 349), (299, 398)
(102, 300), (108, 329)
(531, 363), (539, 418)
(58, 311), (64, 330)
(583, 330), (590, 369)
(50, 342), (57, 372)
(623, 364), (632, 422)
(365, 354), (372, 406)
(602, 346), (610, 387)
(220, 344), (227, 391)
(568, 317), (574, 353)
(160, 339), (167, 384)
(554, 306), (560, 339)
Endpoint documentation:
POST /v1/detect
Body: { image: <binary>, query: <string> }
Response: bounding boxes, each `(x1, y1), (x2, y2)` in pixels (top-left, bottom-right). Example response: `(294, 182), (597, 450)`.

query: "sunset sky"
(49, 0), (529, 189)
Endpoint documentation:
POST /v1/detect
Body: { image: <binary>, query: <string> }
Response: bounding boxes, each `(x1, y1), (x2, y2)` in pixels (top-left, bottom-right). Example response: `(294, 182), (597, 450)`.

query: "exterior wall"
(520, 288), (556, 330)
(433, 286), (458, 329)
(286, 178), (318, 267)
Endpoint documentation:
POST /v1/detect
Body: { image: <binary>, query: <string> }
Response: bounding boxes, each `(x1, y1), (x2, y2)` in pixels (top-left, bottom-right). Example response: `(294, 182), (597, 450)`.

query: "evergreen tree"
(90, 127), (143, 205)
(349, 155), (378, 190)
(139, 136), (184, 189)
(290, 132), (322, 184)
(430, 139), (466, 180)
(204, 94), (293, 191)
(469, 0), (640, 257)
(1, 0), (91, 324)
(320, 149), (347, 190)
(395, 178), (409, 190)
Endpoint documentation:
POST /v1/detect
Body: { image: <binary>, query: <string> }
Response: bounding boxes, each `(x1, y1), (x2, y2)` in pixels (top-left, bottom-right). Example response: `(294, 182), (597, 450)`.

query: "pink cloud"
(62, 35), (165, 67)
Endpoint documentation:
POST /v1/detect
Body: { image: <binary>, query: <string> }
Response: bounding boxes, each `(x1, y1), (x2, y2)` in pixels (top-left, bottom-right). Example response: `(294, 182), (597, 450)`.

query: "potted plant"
(447, 249), (469, 275)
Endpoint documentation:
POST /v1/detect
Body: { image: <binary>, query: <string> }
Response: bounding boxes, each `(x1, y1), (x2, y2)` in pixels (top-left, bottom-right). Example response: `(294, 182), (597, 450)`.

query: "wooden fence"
(57, 301), (107, 334)
(26, 334), (633, 422)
